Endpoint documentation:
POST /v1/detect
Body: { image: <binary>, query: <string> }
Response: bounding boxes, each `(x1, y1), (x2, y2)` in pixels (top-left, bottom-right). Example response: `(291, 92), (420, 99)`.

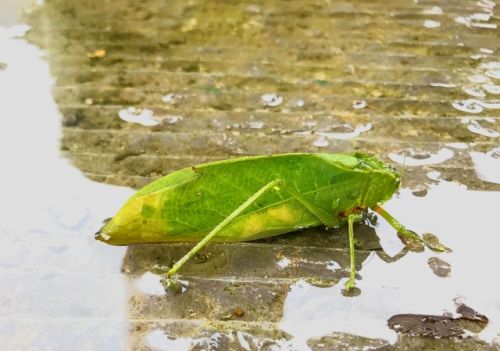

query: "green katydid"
(96, 152), (449, 291)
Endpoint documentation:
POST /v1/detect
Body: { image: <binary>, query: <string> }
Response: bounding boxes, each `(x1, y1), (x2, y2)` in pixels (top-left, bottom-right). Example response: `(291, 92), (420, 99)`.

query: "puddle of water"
(484, 84), (500, 94)
(0, 21), (133, 349)
(430, 83), (456, 88)
(311, 123), (372, 148)
(453, 57), (500, 114)
(422, 6), (443, 15)
(317, 123), (372, 141)
(469, 147), (500, 184)
(5, 0), (499, 349)
(445, 142), (469, 150)
(118, 107), (160, 126)
(261, 93), (283, 107)
(133, 272), (166, 296)
(280, 178), (500, 348)
(452, 99), (485, 114)
(388, 147), (454, 166)
(423, 20), (441, 29)
(352, 100), (367, 110)
(461, 118), (500, 138)
(276, 256), (291, 269)
(145, 329), (290, 351)
(146, 330), (192, 351)
(464, 87), (486, 98)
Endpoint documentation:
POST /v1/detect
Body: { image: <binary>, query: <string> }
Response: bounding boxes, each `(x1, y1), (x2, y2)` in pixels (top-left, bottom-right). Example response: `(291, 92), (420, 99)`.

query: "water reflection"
(281, 178), (500, 348)
(7, 0), (500, 348)
(388, 147), (454, 166)
(118, 107), (160, 127)
(469, 147), (500, 184)
(0, 21), (133, 349)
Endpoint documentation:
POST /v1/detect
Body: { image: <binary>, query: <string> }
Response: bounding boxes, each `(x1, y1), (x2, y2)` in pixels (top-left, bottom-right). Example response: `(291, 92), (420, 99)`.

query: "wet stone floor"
(1, 0), (500, 350)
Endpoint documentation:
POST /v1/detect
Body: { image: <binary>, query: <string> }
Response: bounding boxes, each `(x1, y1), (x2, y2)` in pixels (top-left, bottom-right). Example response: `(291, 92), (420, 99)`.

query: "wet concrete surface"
(1, 0), (500, 350)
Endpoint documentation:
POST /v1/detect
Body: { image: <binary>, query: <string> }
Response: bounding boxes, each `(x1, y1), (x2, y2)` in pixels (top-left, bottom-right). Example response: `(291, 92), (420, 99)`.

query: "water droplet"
(427, 171), (441, 181)
(261, 93), (283, 107)
(481, 62), (500, 70)
(317, 123), (372, 140)
(470, 13), (491, 21)
(411, 187), (428, 197)
(422, 6), (443, 15)
(485, 70), (500, 79)
(455, 16), (470, 27)
(248, 121), (264, 129)
(312, 137), (329, 147)
(326, 260), (341, 272)
(445, 142), (469, 150)
(352, 100), (367, 109)
(276, 256), (291, 269)
(480, 101), (500, 109)
(463, 87), (485, 98)
(161, 93), (179, 104)
(483, 84), (500, 94)
(423, 20), (441, 28)
(388, 148), (454, 166)
(303, 121), (316, 128)
(430, 82), (456, 88)
(118, 107), (160, 126)
(164, 115), (183, 124)
(472, 22), (497, 29)
(452, 100), (484, 113)
(477, 0), (495, 10)
(462, 119), (500, 137)
(469, 74), (489, 84)
(480, 48), (494, 54)
(455, 13), (497, 29)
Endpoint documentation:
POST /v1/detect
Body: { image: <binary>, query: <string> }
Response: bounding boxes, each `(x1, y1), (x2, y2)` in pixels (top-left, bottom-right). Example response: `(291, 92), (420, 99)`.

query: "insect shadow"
(121, 216), (411, 317)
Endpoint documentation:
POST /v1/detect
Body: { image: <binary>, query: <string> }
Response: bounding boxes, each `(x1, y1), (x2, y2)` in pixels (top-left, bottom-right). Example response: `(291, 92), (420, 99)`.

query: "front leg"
(373, 206), (450, 253)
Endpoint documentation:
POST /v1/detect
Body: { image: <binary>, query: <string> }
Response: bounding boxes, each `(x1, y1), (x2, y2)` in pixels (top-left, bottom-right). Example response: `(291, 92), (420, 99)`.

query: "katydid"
(96, 152), (448, 291)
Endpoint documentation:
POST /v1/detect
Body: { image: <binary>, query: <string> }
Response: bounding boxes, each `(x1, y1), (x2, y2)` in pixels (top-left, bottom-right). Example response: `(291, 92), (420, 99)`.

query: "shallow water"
(0, 20), (133, 349)
(1, 0), (500, 350)
(281, 179), (500, 348)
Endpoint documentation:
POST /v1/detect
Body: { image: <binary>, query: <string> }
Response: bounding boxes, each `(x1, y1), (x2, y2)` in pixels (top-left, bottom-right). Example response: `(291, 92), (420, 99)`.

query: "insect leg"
(373, 206), (450, 252)
(276, 184), (366, 290)
(372, 205), (424, 251)
(165, 179), (283, 289)
(346, 213), (363, 291)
